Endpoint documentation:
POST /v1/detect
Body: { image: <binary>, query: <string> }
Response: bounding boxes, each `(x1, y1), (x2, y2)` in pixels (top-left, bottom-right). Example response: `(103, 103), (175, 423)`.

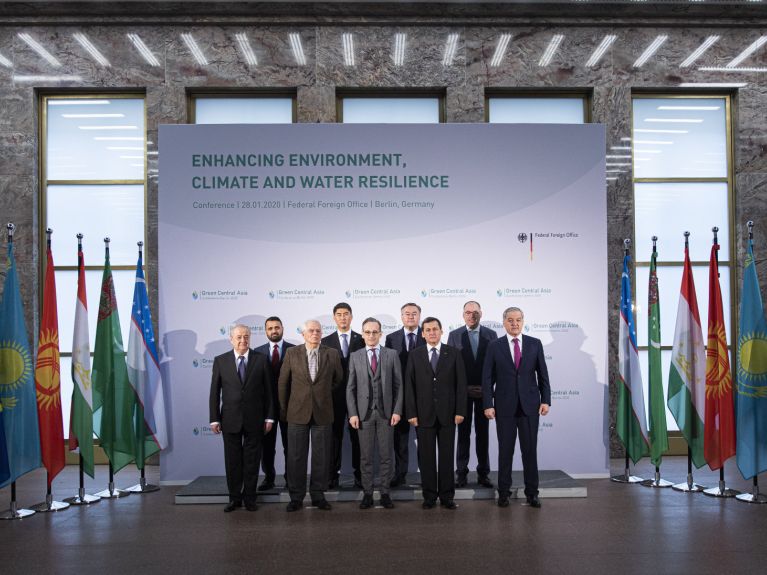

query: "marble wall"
(0, 3), (765, 458)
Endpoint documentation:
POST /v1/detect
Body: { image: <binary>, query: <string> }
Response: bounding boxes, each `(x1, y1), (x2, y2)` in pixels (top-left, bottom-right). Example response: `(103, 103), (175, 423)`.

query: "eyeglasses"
(363, 330), (381, 336)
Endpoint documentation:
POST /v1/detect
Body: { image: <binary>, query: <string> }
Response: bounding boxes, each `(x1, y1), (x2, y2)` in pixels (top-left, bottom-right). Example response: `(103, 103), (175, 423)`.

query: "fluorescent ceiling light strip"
(18, 33), (61, 67)
(585, 35), (617, 67)
(13, 74), (81, 82)
(289, 33), (306, 65)
(62, 113), (124, 118)
(181, 33), (208, 66)
(235, 33), (257, 66)
(634, 128), (688, 134)
(679, 35), (719, 68)
(0, 52), (12, 68)
(94, 136), (143, 141)
(611, 146), (631, 150)
(633, 139), (673, 145)
(657, 105), (720, 111)
(49, 99), (110, 106)
(633, 35), (668, 68)
(343, 33), (355, 67)
(127, 33), (161, 67)
(606, 162), (632, 166)
(107, 146), (143, 150)
(727, 36), (767, 68)
(79, 125), (138, 130)
(490, 33), (512, 67)
(645, 118), (703, 123)
(633, 149), (662, 154)
(121, 155), (144, 159)
(443, 33), (459, 66)
(393, 33), (406, 66)
(606, 155), (631, 159)
(679, 82), (747, 88)
(538, 34), (564, 66)
(73, 33), (110, 67)
(700, 66), (767, 73)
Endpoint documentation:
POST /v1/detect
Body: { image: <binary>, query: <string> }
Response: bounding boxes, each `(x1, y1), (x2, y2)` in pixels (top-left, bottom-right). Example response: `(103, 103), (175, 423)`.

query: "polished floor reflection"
(2, 457), (765, 575)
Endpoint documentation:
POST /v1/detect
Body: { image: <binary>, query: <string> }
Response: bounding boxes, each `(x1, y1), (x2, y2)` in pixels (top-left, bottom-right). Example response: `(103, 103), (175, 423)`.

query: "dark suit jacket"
(209, 349), (275, 434)
(278, 344), (344, 425)
(254, 340), (295, 412)
(405, 344), (467, 426)
(385, 327), (426, 375)
(347, 346), (403, 421)
(482, 334), (551, 416)
(447, 325), (498, 389)
(322, 330), (365, 384)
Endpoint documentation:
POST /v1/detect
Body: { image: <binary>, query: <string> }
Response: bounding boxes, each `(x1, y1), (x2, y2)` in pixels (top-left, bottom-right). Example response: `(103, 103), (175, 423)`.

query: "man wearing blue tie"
(483, 307), (551, 509)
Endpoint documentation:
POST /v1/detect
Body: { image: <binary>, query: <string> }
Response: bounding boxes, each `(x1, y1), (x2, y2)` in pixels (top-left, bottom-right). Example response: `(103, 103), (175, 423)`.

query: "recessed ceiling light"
(235, 33), (257, 67)
(700, 66), (767, 73)
(727, 36), (767, 68)
(657, 105), (720, 110)
(49, 99), (110, 106)
(62, 113), (125, 119)
(0, 52), (12, 68)
(538, 34), (564, 66)
(289, 33), (306, 65)
(73, 33), (111, 67)
(490, 33), (512, 67)
(393, 33), (407, 66)
(678, 82), (747, 88)
(181, 33), (208, 67)
(78, 125), (138, 130)
(127, 33), (161, 67)
(17, 33), (61, 67)
(13, 74), (81, 82)
(343, 33), (355, 67)
(443, 33), (459, 67)
(586, 35), (617, 67)
(633, 35), (668, 68)
(679, 35), (719, 68)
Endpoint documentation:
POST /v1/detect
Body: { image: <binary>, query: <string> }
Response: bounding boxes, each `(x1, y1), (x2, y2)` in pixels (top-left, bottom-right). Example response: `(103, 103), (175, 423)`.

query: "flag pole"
(30, 229), (70, 513)
(703, 226), (740, 498)
(671, 232), (706, 493)
(611, 238), (644, 484)
(736, 222), (767, 504)
(64, 234), (101, 506)
(93, 237), (131, 500)
(642, 236), (672, 488)
(126, 241), (160, 494)
(0, 223), (35, 520)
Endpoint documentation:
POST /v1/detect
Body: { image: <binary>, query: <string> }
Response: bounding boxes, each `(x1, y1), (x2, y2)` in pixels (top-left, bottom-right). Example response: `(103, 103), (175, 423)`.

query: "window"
(339, 93), (443, 123)
(189, 93), (295, 124)
(632, 95), (733, 435)
(487, 94), (588, 124)
(41, 94), (146, 438)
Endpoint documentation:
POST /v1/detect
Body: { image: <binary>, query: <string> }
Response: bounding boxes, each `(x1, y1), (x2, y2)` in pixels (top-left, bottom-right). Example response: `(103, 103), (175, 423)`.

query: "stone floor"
(1, 457), (765, 575)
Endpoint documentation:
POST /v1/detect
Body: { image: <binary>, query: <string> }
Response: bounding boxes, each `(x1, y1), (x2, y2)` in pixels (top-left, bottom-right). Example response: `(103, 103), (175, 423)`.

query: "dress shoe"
(313, 499), (332, 510)
(422, 499), (437, 510)
(245, 502), (258, 511)
(328, 478), (339, 490)
(390, 474), (406, 488)
(224, 501), (240, 513)
(455, 475), (468, 488)
(440, 499), (457, 510)
(380, 494), (394, 509)
(478, 476), (494, 489)
(286, 501), (303, 512)
(526, 496), (542, 508)
(257, 481), (275, 492)
(359, 494), (374, 509)
(497, 495), (510, 508)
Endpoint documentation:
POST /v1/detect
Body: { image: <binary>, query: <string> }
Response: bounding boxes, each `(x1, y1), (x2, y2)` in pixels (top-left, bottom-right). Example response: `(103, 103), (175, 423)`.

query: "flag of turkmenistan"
(648, 249), (668, 467)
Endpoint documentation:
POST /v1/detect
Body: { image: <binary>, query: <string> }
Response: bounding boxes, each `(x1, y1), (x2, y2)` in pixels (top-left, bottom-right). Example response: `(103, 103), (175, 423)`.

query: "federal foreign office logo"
(517, 233), (528, 244)
(192, 291), (199, 301)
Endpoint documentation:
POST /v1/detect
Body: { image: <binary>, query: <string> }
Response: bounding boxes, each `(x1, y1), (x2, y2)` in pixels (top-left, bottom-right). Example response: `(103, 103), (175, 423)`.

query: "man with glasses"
(347, 317), (403, 509)
(448, 301), (497, 488)
(385, 302), (426, 487)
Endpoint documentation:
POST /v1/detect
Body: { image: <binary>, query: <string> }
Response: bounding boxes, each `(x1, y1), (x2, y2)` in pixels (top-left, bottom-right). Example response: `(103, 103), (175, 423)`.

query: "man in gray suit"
(278, 319), (344, 512)
(347, 317), (403, 510)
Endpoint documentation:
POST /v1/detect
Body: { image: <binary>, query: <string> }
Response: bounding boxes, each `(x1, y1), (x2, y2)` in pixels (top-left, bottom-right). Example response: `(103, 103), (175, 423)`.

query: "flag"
(616, 253), (650, 463)
(736, 237), (767, 479)
(127, 251), (168, 467)
(0, 404), (9, 484)
(69, 242), (95, 478)
(92, 246), (136, 472)
(704, 241), (736, 470)
(667, 243), (706, 468)
(648, 249), (668, 466)
(35, 240), (65, 485)
(0, 237), (41, 487)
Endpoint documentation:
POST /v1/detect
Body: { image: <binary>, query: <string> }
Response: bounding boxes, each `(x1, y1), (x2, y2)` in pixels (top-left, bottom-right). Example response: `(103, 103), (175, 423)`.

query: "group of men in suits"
(208, 301), (551, 512)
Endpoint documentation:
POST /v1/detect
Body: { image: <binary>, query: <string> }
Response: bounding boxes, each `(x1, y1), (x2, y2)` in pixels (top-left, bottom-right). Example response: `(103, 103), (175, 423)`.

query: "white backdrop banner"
(158, 123), (609, 483)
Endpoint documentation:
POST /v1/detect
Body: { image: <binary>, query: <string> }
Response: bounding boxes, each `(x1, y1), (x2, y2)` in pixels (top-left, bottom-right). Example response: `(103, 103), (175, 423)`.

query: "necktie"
(430, 347), (439, 372)
(407, 332), (416, 352)
(370, 348), (377, 375)
(271, 344), (280, 373)
(341, 333), (349, 358)
(238, 355), (246, 382)
(309, 349), (318, 381)
(513, 338), (521, 369)
(469, 330), (479, 359)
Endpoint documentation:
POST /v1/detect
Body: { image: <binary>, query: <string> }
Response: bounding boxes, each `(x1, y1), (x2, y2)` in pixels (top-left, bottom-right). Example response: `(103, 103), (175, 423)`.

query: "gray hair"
(230, 324), (251, 336)
(300, 319), (322, 333)
(502, 307), (524, 320)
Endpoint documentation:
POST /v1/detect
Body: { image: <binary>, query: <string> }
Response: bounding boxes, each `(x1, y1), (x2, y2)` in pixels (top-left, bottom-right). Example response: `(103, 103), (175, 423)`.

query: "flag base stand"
(610, 473), (644, 484)
(703, 480), (740, 498)
(671, 479), (705, 493)
(30, 494), (70, 512)
(0, 501), (35, 520)
(64, 493), (101, 505)
(126, 477), (160, 494)
(640, 478), (673, 488)
(95, 486), (131, 499)
(735, 482), (767, 504)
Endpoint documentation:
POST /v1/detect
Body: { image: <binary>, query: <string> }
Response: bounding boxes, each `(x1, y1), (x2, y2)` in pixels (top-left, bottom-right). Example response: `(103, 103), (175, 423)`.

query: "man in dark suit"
(405, 317), (467, 510)
(321, 302), (365, 489)
(253, 316), (294, 491)
(483, 307), (551, 509)
(209, 324), (275, 512)
(347, 317), (403, 509)
(278, 319), (344, 512)
(447, 301), (497, 488)
(384, 302), (425, 487)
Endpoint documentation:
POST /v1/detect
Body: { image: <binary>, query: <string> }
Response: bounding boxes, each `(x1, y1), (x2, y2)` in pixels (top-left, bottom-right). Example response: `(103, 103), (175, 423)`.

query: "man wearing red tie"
(483, 307), (551, 509)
